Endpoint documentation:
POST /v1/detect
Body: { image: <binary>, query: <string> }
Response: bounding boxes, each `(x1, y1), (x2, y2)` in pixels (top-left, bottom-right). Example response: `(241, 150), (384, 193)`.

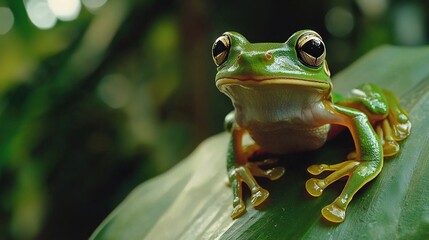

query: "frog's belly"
(247, 123), (330, 154)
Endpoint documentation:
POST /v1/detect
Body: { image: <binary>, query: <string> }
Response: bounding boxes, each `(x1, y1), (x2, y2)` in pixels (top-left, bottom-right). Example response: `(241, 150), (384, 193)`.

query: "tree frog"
(211, 30), (411, 223)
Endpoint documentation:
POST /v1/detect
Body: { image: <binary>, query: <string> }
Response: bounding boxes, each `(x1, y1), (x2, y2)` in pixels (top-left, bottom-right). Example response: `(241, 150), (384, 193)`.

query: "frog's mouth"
(216, 77), (332, 92)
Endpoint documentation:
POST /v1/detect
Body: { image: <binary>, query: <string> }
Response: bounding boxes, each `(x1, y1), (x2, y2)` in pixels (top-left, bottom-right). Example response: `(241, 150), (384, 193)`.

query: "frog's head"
(212, 30), (332, 97)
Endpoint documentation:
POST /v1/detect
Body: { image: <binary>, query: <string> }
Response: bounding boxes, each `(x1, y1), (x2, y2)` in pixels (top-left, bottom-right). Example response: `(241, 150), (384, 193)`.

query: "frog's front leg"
(225, 112), (285, 219)
(305, 103), (383, 223)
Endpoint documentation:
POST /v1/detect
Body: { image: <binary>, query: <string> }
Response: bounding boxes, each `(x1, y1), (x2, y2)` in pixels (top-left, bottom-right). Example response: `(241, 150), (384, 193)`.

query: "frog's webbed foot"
(306, 160), (360, 222)
(306, 160), (359, 197)
(229, 159), (285, 219)
(306, 158), (381, 223)
(248, 159), (285, 181)
(375, 90), (411, 156)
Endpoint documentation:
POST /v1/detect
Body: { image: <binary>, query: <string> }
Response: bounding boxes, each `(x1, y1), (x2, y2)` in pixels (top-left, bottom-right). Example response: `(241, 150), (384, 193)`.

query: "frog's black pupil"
(213, 40), (227, 57)
(302, 39), (324, 58)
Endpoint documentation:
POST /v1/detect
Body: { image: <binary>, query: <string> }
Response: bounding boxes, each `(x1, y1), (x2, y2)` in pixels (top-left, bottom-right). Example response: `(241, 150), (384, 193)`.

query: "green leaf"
(90, 46), (429, 239)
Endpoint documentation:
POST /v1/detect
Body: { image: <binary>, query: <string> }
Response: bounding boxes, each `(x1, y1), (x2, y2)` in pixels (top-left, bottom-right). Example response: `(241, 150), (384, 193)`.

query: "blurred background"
(0, 0), (427, 239)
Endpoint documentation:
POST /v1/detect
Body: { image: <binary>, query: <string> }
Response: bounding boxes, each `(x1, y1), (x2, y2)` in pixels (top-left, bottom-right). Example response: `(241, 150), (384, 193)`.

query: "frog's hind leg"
(336, 83), (411, 156)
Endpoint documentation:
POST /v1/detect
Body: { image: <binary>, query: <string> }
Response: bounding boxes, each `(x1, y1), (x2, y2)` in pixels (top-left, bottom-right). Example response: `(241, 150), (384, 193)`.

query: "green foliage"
(0, 1), (197, 239)
(91, 46), (429, 239)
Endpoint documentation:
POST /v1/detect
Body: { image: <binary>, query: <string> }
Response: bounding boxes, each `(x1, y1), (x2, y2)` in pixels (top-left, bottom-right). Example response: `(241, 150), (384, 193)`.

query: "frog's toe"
(383, 140), (400, 157)
(305, 178), (325, 197)
(321, 203), (346, 223)
(391, 119), (411, 141)
(307, 164), (328, 175)
(231, 198), (246, 219)
(265, 167), (285, 180)
(375, 118), (407, 157)
(250, 187), (269, 207)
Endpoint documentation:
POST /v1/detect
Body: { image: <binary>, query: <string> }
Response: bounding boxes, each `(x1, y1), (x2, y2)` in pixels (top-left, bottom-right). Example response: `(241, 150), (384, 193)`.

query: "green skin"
(213, 30), (411, 223)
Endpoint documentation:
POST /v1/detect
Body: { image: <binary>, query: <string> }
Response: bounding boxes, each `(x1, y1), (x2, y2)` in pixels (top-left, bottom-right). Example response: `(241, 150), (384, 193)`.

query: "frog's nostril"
(264, 53), (273, 61)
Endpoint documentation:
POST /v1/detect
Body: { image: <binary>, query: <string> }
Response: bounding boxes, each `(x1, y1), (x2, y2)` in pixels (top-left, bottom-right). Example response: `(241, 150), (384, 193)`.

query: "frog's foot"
(383, 90), (411, 140)
(228, 165), (271, 219)
(247, 159), (285, 181)
(375, 90), (411, 156)
(375, 119), (399, 156)
(225, 159), (284, 186)
(375, 116), (411, 157)
(306, 159), (382, 223)
(306, 160), (356, 222)
(306, 160), (360, 197)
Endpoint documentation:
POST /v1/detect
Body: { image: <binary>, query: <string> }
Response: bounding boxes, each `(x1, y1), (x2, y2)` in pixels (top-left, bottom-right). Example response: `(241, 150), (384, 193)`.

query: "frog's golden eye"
(212, 35), (230, 66)
(296, 32), (326, 68)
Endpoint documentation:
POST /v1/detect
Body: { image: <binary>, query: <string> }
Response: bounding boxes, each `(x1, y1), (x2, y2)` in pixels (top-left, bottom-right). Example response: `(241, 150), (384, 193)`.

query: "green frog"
(211, 30), (411, 223)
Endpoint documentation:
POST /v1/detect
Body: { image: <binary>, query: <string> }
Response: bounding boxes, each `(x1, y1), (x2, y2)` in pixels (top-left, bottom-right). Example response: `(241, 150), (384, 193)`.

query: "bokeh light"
(355, 0), (388, 17)
(24, 0), (108, 29)
(24, 0), (57, 29)
(325, 7), (354, 37)
(0, 7), (14, 35)
(393, 3), (426, 45)
(97, 74), (131, 109)
(47, 0), (81, 21)
(82, 0), (108, 11)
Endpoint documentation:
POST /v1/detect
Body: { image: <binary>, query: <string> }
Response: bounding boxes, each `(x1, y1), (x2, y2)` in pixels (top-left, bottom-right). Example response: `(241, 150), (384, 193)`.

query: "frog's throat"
(216, 78), (332, 93)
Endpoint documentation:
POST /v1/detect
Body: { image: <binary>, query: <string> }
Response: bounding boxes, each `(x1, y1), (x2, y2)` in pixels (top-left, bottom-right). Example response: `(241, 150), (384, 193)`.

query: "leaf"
(90, 46), (429, 239)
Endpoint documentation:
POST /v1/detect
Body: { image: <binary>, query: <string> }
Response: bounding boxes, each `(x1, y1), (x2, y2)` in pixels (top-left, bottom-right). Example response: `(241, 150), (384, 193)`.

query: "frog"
(211, 30), (411, 223)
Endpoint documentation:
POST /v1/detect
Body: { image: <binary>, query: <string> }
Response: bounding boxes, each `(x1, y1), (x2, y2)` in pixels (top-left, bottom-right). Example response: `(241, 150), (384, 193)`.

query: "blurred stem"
(180, 0), (210, 142)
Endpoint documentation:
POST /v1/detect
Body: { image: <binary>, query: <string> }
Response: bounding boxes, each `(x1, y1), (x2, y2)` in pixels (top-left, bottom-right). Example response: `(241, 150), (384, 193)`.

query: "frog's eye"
(212, 35), (231, 66)
(296, 32), (326, 68)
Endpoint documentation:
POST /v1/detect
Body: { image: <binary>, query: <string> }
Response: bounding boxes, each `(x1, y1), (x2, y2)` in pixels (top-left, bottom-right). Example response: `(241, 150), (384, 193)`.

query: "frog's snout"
(236, 51), (274, 66)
